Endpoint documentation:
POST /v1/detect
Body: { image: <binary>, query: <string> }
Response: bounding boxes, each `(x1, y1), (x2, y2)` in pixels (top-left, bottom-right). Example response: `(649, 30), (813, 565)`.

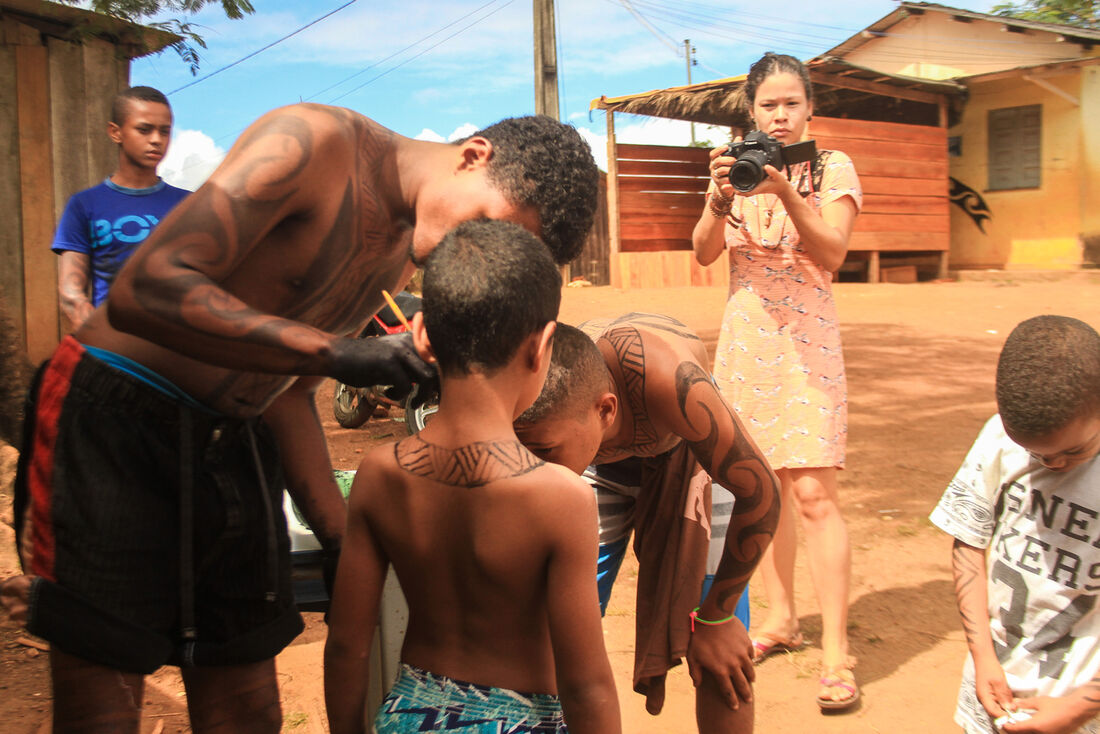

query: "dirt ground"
(2, 271), (1099, 733)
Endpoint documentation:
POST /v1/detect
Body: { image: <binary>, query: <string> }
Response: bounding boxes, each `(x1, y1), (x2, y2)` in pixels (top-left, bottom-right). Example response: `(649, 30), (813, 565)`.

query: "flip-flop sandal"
(817, 663), (860, 711)
(751, 631), (805, 663)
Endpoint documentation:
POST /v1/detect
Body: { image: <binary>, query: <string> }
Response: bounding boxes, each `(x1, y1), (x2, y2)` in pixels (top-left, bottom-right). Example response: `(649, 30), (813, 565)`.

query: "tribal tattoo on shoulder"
(675, 361), (780, 611)
(600, 325), (660, 454)
(395, 435), (545, 488)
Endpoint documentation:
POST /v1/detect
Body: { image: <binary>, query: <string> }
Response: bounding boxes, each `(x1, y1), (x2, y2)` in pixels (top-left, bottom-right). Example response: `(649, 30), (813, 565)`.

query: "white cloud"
(158, 129), (226, 191)
(576, 116), (730, 171)
(414, 128), (446, 142)
(447, 123), (479, 142)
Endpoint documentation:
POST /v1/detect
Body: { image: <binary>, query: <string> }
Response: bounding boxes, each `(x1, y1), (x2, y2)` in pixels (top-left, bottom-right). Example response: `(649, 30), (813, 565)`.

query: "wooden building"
(589, 2), (1100, 288)
(590, 57), (965, 288)
(0, 0), (176, 362)
(830, 2), (1100, 271)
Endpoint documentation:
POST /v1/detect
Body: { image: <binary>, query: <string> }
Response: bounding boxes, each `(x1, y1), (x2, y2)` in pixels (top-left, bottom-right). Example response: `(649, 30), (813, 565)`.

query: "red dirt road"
(2, 272), (1098, 732)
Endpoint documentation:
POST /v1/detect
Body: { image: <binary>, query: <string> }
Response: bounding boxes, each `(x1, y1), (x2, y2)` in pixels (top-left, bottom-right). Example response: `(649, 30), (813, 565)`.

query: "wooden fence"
(607, 115), (949, 288)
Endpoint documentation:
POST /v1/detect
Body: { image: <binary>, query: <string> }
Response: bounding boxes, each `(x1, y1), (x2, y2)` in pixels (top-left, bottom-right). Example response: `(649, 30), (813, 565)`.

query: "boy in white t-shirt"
(931, 315), (1100, 734)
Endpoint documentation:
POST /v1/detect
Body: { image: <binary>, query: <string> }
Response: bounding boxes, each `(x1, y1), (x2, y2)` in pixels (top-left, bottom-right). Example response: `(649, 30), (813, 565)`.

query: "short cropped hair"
(422, 219), (561, 376)
(516, 323), (608, 424)
(464, 116), (598, 266)
(111, 86), (170, 125)
(996, 315), (1100, 439)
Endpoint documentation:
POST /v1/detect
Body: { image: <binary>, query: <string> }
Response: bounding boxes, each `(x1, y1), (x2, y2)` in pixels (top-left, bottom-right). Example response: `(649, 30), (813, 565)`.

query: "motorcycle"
(331, 291), (439, 433)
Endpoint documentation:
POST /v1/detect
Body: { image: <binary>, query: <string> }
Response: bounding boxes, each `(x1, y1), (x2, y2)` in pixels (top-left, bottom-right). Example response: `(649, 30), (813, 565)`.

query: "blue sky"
(133, 0), (996, 189)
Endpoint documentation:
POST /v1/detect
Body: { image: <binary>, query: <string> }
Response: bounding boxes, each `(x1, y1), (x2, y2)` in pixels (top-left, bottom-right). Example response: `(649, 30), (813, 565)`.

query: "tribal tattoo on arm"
(675, 362), (780, 613)
(112, 108), (405, 381)
(951, 539), (992, 654)
(395, 436), (545, 488)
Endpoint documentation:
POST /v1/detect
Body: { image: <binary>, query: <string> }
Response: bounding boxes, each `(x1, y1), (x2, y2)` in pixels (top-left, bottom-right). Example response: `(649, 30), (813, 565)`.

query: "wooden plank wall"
(611, 116), (949, 287)
(568, 172), (610, 285)
(810, 116), (949, 254)
(0, 14), (128, 362)
(0, 23), (22, 336)
(617, 143), (708, 253)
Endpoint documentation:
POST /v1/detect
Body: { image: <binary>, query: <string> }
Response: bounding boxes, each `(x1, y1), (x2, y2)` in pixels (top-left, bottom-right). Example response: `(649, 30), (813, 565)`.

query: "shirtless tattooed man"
(3, 106), (597, 733)
(515, 313), (780, 733)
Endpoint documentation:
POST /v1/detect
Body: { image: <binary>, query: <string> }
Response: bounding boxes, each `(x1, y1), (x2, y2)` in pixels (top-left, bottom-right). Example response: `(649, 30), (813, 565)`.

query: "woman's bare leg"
(788, 466), (851, 669)
(753, 470), (800, 642)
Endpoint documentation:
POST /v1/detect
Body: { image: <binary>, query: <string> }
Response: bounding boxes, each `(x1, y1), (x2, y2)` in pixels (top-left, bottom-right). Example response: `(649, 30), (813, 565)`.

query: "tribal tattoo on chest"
(395, 436), (545, 488)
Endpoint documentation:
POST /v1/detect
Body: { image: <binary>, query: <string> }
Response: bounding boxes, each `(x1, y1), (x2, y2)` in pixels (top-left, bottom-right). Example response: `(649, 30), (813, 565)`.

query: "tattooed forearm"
(111, 109), (408, 384)
(952, 539), (992, 652)
(395, 436), (545, 488)
(675, 361), (780, 611)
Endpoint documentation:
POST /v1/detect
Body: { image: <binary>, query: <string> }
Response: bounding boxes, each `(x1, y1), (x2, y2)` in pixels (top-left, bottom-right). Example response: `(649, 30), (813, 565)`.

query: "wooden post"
(532, 0), (559, 119)
(16, 44), (58, 363)
(868, 251), (880, 284)
(605, 109), (621, 289)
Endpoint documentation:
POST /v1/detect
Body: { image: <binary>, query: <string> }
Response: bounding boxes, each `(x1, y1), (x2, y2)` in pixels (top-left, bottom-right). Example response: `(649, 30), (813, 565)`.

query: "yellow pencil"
(381, 290), (411, 329)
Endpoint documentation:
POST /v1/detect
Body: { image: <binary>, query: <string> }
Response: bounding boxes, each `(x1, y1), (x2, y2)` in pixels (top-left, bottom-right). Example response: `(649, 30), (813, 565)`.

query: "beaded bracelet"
(707, 192), (733, 219)
(690, 606), (739, 632)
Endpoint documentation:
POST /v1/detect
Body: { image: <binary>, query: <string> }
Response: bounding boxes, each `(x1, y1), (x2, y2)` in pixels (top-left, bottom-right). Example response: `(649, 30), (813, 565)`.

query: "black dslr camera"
(724, 131), (817, 193)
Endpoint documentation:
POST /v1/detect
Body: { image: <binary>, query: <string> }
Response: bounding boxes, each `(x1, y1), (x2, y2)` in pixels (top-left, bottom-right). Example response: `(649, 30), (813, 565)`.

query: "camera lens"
(729, 150), (767, 193)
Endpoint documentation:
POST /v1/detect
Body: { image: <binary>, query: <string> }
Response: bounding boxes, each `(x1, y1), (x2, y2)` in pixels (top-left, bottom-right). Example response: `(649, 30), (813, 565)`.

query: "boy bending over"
(514, 314), (779, 733)
(931, 315), (1100, 734)
(324, 220), (621, 734)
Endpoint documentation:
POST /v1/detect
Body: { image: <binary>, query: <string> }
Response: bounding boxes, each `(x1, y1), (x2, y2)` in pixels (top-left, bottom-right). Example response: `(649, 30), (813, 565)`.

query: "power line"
(304, 0), (508, 103)
(168, 1), (359, 96)
(326, 0), (517, 104)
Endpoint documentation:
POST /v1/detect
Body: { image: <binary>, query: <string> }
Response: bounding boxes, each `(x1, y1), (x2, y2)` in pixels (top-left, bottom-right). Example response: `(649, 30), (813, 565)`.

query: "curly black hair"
(462, 116), (599, 265)
(996, 315), (1100, 439)
(422, 219), (561, 376)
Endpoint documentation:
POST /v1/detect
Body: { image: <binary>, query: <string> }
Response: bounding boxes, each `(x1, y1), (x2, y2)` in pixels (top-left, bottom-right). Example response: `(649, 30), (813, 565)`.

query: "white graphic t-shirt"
(930, 415), (1100, 734)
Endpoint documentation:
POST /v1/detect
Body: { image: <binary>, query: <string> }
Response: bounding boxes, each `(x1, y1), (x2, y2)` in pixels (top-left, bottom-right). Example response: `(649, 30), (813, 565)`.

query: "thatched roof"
(0, 0), (180, 58)
(590, 56), (967, 129)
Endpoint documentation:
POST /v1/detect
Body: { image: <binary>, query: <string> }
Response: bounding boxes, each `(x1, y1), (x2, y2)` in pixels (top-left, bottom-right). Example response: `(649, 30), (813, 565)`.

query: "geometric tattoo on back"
(395, 435), (544, 488)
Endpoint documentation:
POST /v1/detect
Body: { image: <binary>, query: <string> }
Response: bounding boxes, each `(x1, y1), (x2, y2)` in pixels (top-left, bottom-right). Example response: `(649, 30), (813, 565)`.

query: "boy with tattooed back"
(324, 220), (620, 734)
(931, 315), (1100, 734)
(5, 108), (597, 733)
(514, 314), (780, 733)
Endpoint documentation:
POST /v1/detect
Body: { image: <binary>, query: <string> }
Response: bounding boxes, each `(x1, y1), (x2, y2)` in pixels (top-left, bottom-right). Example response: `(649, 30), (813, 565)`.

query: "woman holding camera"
(692, 52), (862, 712)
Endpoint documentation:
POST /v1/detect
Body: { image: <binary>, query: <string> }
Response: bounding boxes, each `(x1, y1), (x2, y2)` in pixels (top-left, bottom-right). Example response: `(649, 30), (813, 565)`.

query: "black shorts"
(18, 336), (303, 673)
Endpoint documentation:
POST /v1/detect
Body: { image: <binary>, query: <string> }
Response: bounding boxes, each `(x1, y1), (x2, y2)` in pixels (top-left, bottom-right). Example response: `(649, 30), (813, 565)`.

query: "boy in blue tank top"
(51, 86), (189, 328)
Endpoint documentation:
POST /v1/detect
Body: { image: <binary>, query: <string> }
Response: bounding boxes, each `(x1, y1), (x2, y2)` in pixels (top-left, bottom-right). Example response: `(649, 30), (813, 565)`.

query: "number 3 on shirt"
(992, 559), (1097, 679)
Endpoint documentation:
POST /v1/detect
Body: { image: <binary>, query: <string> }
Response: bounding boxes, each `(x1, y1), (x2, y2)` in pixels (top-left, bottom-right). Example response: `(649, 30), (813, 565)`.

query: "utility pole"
(684, 38), (696, 144)
(533, 0), (560, 120)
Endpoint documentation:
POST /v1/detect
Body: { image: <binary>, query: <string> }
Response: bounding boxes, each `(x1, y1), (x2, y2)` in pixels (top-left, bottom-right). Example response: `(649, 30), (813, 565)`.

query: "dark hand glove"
(328, 332), (436, 401)
(406, 372), (440, 409)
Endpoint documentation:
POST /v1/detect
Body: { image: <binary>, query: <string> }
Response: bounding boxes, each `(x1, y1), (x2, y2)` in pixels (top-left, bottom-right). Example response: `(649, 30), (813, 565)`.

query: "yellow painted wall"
(947, 73), (1089, 269)
(846, 12), (1096, 79)
(1081, 66), (1100, 265)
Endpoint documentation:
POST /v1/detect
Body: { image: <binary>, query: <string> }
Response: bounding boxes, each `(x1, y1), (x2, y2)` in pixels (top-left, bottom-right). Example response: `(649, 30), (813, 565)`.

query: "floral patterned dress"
(712, 150), (862, 470)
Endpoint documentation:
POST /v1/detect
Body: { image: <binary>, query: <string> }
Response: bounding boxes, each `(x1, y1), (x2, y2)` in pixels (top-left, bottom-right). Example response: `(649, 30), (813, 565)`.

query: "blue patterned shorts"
(374, 663), (567, 733)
